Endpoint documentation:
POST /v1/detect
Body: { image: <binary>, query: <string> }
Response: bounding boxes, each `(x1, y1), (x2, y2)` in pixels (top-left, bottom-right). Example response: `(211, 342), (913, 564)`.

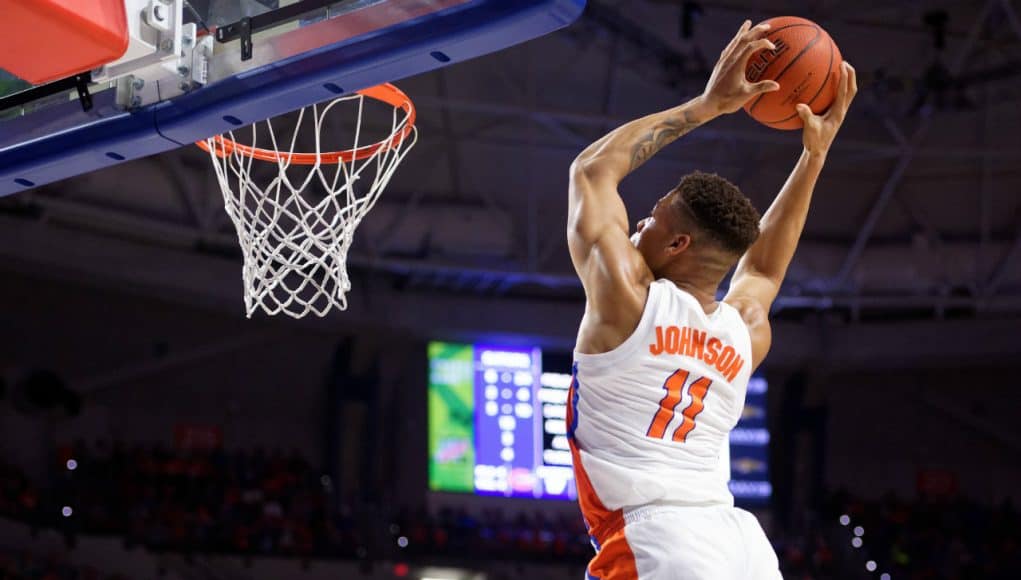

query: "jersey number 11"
(645, 369), (712, 443)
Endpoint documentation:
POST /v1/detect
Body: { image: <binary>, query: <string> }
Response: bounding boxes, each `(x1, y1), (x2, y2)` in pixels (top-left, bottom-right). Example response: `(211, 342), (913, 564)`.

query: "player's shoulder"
(722, 294), (772, 370)
(722, 294), (769, 328)
(575, 276), (658, 356)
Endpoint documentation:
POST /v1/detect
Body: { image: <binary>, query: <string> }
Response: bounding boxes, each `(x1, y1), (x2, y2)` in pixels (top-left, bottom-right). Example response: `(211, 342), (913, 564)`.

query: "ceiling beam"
(4, 214), (1021, 371)
(831, 150), (916, 289)
(982, 216), (1021, 298)
(831, 0), (997, 290)
(412, 97), (1021, 161)
(3, 206), (1021, 317)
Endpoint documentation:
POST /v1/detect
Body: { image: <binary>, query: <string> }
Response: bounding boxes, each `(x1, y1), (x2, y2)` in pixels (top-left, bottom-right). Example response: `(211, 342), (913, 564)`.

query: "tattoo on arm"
(629, 110), (701, 172)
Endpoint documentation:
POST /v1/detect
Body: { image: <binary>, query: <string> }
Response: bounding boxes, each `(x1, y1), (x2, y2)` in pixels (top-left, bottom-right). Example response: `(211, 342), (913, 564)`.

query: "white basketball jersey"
(568, 279), (753, 516)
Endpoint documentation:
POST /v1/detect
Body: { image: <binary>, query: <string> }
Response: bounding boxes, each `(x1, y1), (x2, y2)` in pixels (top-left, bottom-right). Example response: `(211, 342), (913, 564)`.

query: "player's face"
(631, 195), (681, 270)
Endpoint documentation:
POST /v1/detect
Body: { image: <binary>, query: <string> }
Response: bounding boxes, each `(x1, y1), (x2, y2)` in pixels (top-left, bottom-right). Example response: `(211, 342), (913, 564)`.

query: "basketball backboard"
(0, 0), (586, 196)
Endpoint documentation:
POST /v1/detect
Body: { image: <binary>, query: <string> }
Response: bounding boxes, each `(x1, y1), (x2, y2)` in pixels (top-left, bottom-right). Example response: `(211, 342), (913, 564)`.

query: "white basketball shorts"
(585, 504), (782, 580)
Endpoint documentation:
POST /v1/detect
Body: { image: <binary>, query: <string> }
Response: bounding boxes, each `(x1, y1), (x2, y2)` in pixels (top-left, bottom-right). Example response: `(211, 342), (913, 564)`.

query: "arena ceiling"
(2, 0), (1020, 333)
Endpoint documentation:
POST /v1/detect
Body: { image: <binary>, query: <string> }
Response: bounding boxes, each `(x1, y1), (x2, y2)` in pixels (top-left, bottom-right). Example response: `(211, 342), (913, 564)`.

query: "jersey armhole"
(573, 279), (663, 372)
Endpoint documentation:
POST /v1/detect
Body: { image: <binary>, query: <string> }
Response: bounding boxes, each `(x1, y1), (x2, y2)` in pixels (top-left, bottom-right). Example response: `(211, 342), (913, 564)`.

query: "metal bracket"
(92, 0), (185, 85)
(73, 75), (93, 112)
(239, 17), (253, 62)
(215, 0), (342, 62)
(112, 22), (211, 110)
(0, 71), (94, 114)
(115, 76), (144, 110)
(145, 0), (173, 32)
(176, 23), (212, 91)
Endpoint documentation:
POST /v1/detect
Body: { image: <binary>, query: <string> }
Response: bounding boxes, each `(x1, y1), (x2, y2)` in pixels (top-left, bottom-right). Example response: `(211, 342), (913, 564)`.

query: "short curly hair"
(670, 171), (761, 255)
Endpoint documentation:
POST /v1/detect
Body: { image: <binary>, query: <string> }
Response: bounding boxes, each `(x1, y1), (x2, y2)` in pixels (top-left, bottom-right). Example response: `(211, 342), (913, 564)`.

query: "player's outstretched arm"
(725, 62), (858, 369)
(569, 20), (780, 353)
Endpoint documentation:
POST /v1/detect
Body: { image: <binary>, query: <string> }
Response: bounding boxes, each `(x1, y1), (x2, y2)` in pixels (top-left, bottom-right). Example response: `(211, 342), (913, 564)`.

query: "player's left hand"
(797, 61), (857, 155)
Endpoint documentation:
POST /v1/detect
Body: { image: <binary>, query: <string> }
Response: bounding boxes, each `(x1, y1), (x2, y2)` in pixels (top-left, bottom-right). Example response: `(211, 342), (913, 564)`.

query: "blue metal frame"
(0, 0), (586, 197)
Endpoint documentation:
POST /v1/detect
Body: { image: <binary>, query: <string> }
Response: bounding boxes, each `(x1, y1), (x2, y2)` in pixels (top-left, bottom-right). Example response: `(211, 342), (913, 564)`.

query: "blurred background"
(1, 0), (1021, 579)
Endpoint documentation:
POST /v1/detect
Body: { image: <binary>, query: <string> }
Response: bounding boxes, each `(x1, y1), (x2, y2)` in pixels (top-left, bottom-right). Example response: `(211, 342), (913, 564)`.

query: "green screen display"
(427, 341), (475, 492)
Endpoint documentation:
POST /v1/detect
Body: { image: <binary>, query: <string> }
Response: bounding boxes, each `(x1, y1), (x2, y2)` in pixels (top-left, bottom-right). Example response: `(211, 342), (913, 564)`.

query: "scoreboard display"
(428, 341), (770, 504)
(427, 342), (576, 500)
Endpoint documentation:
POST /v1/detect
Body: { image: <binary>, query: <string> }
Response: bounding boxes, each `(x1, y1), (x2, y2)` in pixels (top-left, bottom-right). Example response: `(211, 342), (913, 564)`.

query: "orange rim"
(195, 83), (416, 164)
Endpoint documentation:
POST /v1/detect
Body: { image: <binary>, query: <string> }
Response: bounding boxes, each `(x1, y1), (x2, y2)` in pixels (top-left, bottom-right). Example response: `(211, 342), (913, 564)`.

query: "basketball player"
(565, 20), (857, 579)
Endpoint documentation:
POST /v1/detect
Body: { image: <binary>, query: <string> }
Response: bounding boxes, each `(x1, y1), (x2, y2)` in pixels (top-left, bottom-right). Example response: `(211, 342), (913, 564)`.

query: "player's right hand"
(700, 20), (781, 115)
(796, 61), (857, 155)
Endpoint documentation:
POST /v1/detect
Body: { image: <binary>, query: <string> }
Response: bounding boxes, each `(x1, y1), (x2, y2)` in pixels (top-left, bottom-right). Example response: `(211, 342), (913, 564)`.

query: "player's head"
(632, 171), (760, 277)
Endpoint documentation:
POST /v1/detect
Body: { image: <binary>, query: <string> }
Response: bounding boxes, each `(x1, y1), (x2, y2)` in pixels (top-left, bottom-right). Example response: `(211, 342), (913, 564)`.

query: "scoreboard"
(428, 342), (576, 500)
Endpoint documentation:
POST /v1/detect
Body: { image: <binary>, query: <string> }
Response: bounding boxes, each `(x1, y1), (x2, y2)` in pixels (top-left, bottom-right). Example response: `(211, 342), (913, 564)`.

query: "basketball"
(743, 16), (843, 130)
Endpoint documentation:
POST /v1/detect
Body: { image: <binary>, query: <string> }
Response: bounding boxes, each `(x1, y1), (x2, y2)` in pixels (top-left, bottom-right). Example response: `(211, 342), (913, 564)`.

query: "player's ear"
(666, 233), (691, 255)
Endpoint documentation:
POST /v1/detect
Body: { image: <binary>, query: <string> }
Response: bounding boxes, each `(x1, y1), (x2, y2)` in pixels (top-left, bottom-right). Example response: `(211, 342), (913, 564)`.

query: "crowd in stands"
(53, 442), (361, 559)
(3, 444), (1020, 578)
(826, 490), (1021, 580)
(389, 506), (591, 562)
(771, 529), (837, 580)
(0, 549), (125, 580)
(0, 463), (38, 525)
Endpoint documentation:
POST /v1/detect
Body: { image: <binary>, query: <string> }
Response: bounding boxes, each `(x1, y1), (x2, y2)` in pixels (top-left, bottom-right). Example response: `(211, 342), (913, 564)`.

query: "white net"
(203, 87), (417, 319)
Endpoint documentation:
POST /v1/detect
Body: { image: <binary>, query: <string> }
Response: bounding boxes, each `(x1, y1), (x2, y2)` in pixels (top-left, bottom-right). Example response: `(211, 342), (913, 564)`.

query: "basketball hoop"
(197, 83), (417, 319)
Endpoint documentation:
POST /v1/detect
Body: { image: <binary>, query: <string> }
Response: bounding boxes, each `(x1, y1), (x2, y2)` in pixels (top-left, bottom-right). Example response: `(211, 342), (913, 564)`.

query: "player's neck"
(665, 277), (722, 315)
(659, 252), (729, 314)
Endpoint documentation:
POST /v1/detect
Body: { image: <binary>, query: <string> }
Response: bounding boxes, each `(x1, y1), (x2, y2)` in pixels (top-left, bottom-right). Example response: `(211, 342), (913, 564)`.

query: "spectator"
(3, 446), (1017, 577)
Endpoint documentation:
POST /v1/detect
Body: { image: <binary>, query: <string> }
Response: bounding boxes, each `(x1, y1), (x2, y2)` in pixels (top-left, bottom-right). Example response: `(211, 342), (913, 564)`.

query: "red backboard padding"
(0, 0), (128, 84)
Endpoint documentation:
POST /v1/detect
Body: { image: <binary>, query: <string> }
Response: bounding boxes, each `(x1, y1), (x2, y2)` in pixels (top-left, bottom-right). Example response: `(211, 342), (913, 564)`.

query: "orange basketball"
(743, 16), (842, 130)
